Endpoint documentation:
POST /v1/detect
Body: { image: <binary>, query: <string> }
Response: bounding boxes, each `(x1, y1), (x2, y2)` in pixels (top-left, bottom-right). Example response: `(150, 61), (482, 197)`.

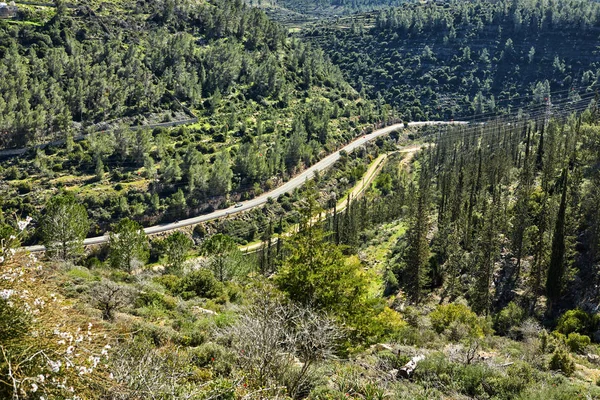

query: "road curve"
(24, 121), (461, 253)
(240, 143), (424, 254)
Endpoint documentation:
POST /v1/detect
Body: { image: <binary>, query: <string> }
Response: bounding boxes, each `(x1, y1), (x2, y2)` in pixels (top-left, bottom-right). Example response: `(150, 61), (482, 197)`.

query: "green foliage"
(414, 353), (532, 399)
(565, 333), (590, 354)
(176, 269), (224, 299)
(0, 0), (377, 234)
(40, 193), (90, 260)
(276, 225), (391, 341)
(201, 234), (245, 282)
(0, 298), (30, 343)
(546, 168), (569, 310)
(430, 304), (486, 339)
(517, 378), (600, 400)
(276, 226), (366, 313)
(108, 218), (149, 272)
(556, 309), (597, 336)
(154, 274), (183, 293)
(308, 0), (600, 120)
(548, 348), (575, 376)
(135, 290), (177, 311)
(495, 302), (525, 336)
(162, 232), (193, 272)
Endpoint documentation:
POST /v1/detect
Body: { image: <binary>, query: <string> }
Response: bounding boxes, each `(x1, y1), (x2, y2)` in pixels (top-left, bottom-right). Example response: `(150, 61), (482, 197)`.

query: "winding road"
(24, 121), (461, 253)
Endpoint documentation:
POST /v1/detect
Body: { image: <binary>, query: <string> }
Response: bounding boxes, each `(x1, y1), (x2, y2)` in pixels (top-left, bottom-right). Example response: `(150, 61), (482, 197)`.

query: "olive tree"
(90, 279), (135, 320)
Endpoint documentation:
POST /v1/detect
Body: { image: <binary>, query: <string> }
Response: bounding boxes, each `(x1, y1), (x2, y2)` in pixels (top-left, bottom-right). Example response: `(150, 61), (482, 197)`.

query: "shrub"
(0, 298), (31, 342)
(192, 342), (233, 377)
(154, 274), (182, 292)
(549, 349), (575, 376)
(495, 302), (525, 336)
(176, 269), (224, 299)
(135, 290), (177, 311)
(566, 332), (591, 354)
(16, 181), (31, 194)
(556, 309), (595, 336)
(430, 303), (485, 339)
(90, 280), (135, 320)
(4, 166), (20, 180)
(193, 224), (207, 239)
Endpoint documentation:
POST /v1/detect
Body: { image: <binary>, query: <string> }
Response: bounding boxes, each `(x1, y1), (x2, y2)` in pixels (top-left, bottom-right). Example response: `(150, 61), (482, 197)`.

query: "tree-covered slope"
(303, 0), (600, 120)
(249, 0), (408, 26)
(0, 0), (395, 233)
(0, 0), (380, 148)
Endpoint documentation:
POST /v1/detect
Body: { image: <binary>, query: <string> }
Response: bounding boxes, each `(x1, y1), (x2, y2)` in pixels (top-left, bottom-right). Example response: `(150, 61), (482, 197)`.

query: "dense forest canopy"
(303, 0), (600, 120)
(0, 0), (379, 148)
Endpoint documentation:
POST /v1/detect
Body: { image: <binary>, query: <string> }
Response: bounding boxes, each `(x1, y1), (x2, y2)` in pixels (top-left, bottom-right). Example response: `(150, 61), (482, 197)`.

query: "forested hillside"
(0, 0), (395, 235)
(5, 111), (600, 399)
(0, 0), (383, 148)
(5, 0), (600, 398)
(304, 0), (600, 120)
(250, 0), (407, 26)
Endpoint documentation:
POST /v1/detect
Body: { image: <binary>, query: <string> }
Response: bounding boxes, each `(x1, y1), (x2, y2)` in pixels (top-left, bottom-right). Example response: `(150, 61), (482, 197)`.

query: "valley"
(3, 1), (600, 399)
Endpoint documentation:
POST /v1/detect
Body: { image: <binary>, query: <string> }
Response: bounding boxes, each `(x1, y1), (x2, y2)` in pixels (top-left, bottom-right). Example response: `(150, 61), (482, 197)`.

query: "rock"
(587, 353), (600, 364)
(398, 355), (425, 379)
(192, 306), (217, 316)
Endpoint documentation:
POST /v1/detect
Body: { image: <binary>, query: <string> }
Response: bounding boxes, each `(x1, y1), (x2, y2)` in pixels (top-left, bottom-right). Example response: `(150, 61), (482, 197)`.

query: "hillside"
(5, 0), (600, 398)
(0, 0), (395, 237)
(249, 0), (408, 27)
(302, 0), (600, 120)
(4, 112), (600, 399)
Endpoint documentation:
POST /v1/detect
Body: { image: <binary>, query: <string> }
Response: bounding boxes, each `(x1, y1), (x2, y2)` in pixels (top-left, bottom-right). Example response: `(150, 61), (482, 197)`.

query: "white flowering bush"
(0, 215), (32, 265)
(0, 254), (113, 399)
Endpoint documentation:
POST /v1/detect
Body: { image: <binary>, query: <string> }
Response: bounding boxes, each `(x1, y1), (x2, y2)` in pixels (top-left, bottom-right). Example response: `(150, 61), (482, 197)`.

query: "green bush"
(200, 378), (236, 400)
(110, 270), (136, 283)
(192, 342), (233, 377)
(549, 349), (575, 376)
(135, 290), (177, 310)
(16, 181), (31, 194)
(566, 332), (591, 354)
(414, 353), (532, 399)
(430, 303), (485, 339)
(0, 298), (30, 342)
(154, 274), (182, 292)
(176, 269), (224, 299)
(517, 378), (600, 400)
(134, 321), (180, 347)
(495, 302), (525, 336)
(556, 309), (596, 336)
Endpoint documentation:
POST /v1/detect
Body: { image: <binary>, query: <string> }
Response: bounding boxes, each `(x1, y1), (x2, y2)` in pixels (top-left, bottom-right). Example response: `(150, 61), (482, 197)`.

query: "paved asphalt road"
(24, 121), (461, 253)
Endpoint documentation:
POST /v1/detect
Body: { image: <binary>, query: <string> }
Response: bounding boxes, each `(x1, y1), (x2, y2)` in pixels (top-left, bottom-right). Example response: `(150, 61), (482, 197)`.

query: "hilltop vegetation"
(249, 0), (407, 27)
(304, 0), (600, 120)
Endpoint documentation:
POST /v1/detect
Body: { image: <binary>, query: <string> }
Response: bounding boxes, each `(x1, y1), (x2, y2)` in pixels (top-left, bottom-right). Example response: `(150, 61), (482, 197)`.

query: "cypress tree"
(546, 168), (568, 313)
(404, 169), (431, 304)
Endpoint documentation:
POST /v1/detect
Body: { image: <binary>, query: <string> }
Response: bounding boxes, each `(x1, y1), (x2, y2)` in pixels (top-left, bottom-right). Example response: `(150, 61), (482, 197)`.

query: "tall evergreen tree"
(403, 168), (431, 304)
(546, 168), (568, 313)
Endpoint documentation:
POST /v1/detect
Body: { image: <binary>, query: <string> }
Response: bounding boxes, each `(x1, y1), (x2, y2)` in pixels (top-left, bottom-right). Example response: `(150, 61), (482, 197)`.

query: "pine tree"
(470, 193), (500, 315)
